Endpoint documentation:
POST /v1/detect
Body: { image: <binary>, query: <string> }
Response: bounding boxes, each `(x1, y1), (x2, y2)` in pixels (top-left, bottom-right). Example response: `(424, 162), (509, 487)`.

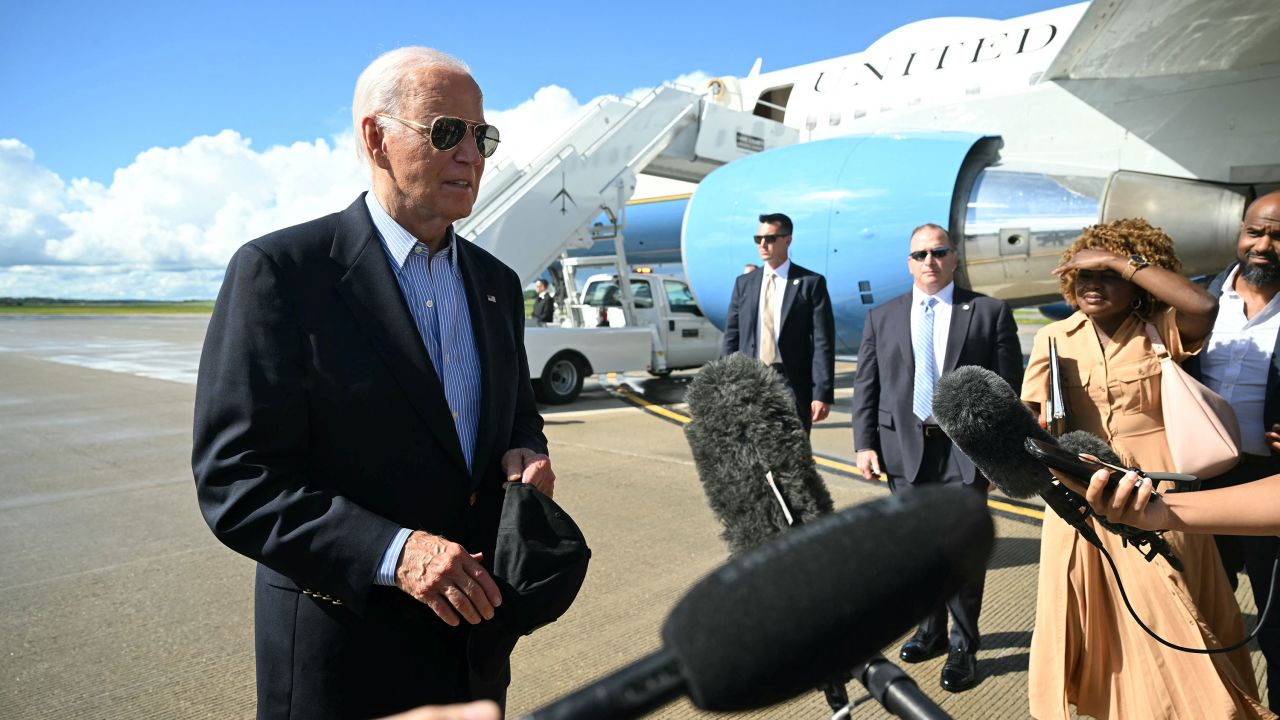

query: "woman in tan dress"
(1022, 218), (1272, 719)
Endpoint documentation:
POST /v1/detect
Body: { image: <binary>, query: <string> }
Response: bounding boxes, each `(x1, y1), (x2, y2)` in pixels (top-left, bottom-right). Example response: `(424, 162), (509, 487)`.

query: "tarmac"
(0, 314), (1268, 719)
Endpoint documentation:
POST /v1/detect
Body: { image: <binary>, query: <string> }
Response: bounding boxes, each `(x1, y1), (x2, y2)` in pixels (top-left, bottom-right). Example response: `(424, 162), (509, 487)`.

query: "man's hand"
(856, 449), (882, 481)
(1268, 423), (1280, 454)
(395, 531), (502, 626)
(810, 401), (830, 423)
(380, 700), (499, 720)
(502, 447), (555, 498)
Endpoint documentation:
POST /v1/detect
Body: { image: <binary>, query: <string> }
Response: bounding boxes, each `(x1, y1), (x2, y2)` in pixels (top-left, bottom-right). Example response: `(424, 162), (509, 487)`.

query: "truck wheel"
(536, 353), (585, 404)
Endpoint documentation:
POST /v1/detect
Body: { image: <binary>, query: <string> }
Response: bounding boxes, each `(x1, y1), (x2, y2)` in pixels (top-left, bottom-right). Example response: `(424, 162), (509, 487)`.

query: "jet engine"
(682, 133), (1247, 354)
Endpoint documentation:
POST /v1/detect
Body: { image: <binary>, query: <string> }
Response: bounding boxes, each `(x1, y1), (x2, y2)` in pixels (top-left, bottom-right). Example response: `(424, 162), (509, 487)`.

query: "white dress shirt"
(911, 281), (955, 378)
(1200, 265), (1280, 456)
(756, 259), (791, 361)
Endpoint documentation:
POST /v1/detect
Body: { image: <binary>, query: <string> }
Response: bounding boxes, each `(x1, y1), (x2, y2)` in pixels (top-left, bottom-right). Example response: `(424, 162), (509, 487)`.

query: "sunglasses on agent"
(753, 233), (791, 245)
(376, 113), (501, 158)
(908, 247), (953, 261)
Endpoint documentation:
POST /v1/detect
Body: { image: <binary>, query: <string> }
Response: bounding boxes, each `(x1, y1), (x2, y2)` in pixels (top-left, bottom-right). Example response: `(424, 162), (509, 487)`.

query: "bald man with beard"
(1186, 190), (1280, 713)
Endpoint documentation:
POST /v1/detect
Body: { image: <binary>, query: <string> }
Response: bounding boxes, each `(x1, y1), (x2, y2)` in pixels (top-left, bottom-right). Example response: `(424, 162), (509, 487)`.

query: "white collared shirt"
(911, 282), (955, 377)
(756, 259), (791, 360)
(1200, 265), (1280, 456)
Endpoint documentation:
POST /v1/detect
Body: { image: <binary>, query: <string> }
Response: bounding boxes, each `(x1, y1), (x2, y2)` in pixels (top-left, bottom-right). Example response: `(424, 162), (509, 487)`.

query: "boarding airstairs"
(456, 84), (798, 285)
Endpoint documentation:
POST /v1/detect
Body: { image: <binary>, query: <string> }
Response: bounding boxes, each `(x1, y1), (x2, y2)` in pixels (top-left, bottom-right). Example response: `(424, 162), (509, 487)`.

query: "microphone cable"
(1097, 531), (1278, 654)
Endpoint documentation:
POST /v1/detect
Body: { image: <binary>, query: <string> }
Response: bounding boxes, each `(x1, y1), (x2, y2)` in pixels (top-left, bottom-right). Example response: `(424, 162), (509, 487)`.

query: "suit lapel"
(889, 293), (915, 375)
(779, 265), (803, 334)
(457, 239), (497, 487)
(331, 197), (469, 475)
(741, 270), (763, 353)
(943, 289), (976, 372)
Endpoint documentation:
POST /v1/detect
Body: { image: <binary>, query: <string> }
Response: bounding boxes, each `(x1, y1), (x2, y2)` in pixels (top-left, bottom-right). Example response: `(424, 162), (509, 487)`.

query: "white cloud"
(0, 72), (708, 299)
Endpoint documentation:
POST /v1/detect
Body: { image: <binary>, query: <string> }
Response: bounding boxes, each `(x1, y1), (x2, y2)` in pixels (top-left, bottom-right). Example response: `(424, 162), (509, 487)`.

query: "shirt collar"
(365, 192), (458, 270)
(912, 281), (954, 307)
(764, 259), (791, 280)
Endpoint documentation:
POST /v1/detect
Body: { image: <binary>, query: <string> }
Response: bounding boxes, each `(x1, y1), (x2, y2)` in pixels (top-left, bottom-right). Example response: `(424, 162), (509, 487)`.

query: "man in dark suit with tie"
(721, 212), (835, 433)
(531, 278), (554, 324)
(852, 223), (1022, 693)
(192, 47), (553, 719)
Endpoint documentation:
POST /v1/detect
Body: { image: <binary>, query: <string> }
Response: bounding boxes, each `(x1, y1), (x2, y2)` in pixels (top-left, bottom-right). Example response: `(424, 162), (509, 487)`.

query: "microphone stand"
(827, 656), (951, 720)
(759, 470), (952, 720)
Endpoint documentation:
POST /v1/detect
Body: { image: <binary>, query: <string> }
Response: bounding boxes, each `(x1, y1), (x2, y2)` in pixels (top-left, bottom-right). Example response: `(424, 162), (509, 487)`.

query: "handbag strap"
(1143, 323), (1171, 361)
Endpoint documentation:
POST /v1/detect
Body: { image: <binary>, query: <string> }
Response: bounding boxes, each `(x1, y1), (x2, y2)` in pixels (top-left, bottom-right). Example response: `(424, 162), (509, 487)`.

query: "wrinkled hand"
(379, 700), (500, 720)
(502, 447), (555, 498)
(1268, 423), (1280, 454)
(856, 449), (882, 481)
(811, 401), (830, 423)
(1052, 467), (1167, 530)
(395, 531), (502, 626)
(1052, 248), (1123, 277)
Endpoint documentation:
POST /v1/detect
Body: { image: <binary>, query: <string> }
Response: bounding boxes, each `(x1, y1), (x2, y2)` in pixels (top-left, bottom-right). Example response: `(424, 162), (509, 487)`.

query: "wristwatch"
(1122, 254), (1149, 281)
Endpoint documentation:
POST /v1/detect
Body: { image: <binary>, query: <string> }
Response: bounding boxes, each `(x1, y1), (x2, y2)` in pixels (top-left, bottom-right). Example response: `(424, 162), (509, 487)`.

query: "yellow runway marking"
(604, 377), (1046, 522)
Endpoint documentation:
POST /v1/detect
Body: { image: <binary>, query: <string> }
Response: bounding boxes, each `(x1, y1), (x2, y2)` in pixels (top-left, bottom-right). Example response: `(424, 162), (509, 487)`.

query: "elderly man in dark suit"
(192, 47), (552, 719)
(852, 223), (1022, 693)
(1185, 190), (1280, 712)
(721, 212), (835, 433)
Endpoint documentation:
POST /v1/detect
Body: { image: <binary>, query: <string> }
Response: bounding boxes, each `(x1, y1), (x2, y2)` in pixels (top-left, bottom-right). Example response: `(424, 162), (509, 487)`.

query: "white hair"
(351, 47), (472, 165)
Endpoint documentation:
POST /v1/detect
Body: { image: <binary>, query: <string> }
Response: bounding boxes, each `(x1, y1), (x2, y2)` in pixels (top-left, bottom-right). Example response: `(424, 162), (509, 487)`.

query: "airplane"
(465, 0), (1280, 355)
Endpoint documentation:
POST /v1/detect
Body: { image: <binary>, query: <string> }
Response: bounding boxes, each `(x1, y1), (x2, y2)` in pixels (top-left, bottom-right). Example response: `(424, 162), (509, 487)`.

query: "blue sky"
(0, 0), (1070, 298)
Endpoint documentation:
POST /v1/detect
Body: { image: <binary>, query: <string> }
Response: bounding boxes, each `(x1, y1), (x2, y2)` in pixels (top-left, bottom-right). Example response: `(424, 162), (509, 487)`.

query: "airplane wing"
(1043, 0), (1280, 80)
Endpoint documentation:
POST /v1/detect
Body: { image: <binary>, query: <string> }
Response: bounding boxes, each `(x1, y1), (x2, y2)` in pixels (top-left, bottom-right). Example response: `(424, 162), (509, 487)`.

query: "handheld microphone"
(683, 354), (951, 719)
(932, 367), (1181, 569)
(1056, 431), (1182, 569)
(931, 366), (1102, 542)
(683, 353), (834, 553)
(518, 487), (994, 719)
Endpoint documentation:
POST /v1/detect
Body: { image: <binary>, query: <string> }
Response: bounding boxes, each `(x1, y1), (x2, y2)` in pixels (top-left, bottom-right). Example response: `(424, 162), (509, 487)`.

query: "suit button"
(469, 492), (477, 506)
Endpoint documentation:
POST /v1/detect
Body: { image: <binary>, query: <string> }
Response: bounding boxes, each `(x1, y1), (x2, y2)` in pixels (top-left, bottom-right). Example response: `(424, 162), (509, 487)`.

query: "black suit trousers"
(887, 435), (987, 653)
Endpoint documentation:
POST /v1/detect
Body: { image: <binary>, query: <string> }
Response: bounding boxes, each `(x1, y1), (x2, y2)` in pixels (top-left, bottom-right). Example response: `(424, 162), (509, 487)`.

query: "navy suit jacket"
(192, 194), (546, 717)
(720, 263), (836, 414)
(852, 287), (1022, 484)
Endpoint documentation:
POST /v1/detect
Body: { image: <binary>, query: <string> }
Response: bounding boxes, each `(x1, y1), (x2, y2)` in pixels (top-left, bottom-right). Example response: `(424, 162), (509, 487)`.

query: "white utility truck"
(524, 266), (723, 404)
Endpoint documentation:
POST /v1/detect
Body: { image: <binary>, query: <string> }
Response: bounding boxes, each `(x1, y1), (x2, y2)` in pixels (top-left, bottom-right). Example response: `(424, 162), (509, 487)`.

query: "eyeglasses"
(376, 113), (501, 158)
(753, 234), (791, 245)
(908, 247), (953, 261)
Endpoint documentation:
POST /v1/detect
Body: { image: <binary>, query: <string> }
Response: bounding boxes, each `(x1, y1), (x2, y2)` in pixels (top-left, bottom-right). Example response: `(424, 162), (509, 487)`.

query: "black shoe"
(939, 648), (978, 692)
(899, 634), (947, 663)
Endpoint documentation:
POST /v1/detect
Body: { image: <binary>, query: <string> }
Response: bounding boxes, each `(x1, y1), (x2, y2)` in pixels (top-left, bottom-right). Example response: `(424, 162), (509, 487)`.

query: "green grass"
(0, 300), (215, 315)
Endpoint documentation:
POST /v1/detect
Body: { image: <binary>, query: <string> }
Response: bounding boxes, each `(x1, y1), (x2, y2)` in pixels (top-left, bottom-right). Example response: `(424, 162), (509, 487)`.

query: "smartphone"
(1024, 438), (1117, 489)
(1024, 437), (1199, 492)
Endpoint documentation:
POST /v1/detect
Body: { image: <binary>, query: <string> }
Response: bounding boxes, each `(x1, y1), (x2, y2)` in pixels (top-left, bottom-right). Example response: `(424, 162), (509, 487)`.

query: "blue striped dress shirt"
(365, 193), (483, 586)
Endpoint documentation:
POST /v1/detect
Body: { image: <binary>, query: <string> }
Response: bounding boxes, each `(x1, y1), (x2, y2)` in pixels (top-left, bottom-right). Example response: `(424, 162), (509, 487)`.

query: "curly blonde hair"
(1059, 217), (1183, 317)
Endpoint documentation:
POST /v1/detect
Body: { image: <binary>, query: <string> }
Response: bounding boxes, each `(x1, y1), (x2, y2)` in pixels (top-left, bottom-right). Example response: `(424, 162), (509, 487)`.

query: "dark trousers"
(887, 433), (987, 653)
(767, 361), (813, 434)
(1204, 454), (1280, 712)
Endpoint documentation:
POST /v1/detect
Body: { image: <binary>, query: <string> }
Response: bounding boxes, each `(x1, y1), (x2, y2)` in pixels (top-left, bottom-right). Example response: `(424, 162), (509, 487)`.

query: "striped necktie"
(912, 297), (938, 421)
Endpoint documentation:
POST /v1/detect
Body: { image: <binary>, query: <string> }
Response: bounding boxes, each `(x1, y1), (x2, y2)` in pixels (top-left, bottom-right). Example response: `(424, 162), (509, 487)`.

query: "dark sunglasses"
(908, 247), (953, 261)
(753, 233), (791, 245)
(376, 113), (501, 158)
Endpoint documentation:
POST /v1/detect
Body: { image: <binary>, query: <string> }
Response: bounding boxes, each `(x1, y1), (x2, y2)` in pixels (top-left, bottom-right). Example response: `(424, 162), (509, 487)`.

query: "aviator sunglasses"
(753, 233), (791, 245)
(376, 113), (501, 158)
(908, 247), (953, 261)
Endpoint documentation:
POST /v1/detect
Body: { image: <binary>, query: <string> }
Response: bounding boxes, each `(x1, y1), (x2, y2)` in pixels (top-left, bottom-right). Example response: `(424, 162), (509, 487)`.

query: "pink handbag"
(1144, 324), (1241, 478)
